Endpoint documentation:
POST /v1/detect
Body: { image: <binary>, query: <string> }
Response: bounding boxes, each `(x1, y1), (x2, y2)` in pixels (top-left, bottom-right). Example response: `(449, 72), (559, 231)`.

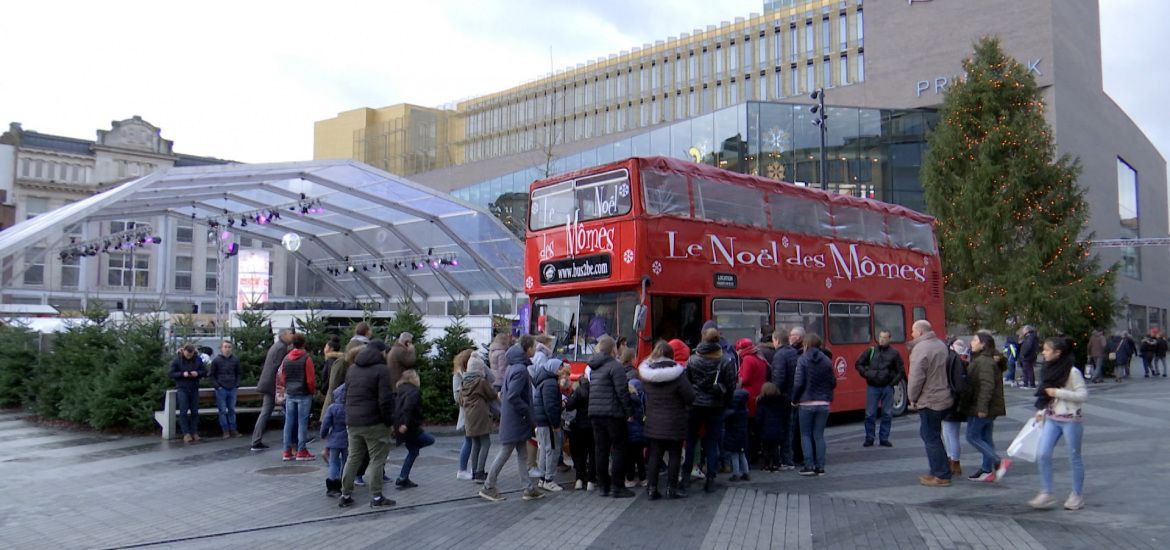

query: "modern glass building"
(451, 101), (935, 236)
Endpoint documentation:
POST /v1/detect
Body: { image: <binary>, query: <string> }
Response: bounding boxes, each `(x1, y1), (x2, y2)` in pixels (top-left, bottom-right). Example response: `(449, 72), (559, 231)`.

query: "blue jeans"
(798, 405), (829, 469)
(942, 420), (962, 461)
(864, 385), (894, 442)
(214, 387), (237, 433)
(683, 407), (724, 481)
(1004, 358), (1017, 383)
(327, 447), (347, 480)
(399, 431), (435, 480)
(459, 435), (473, 471)
(1037, 418), (1084, 495)
(176, 387), (199, 436)
(282, 395), (312, 452)
(965, 416), (999, 472)
(918, 408), (951, 479)
(723, 451), (749, 476)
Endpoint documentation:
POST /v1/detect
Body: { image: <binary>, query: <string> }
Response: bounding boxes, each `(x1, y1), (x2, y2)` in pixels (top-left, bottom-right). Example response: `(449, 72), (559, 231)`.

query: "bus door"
(650, 295), (704, 349)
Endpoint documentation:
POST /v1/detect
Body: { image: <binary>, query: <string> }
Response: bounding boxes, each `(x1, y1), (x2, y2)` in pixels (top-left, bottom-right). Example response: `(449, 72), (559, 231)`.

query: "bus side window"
(873, 303), (906, 343)
(828, 302), (871, 344)
(912, 306), (927, 322)
(775, 299), (825, 340)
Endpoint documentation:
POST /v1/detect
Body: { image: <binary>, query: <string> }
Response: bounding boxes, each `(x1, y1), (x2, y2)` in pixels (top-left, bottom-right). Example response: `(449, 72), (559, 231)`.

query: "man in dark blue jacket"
(169, 344), (206, 444)
(1018, 325), (1039, 389)
(207, 340), (241, 439)
(588, 335), (636, 498)
(769, 326), (804, 469)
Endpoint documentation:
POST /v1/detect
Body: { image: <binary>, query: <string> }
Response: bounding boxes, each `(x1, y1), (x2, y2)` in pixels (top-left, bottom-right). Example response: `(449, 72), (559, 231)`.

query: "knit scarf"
(1034, 351), (1074, 410)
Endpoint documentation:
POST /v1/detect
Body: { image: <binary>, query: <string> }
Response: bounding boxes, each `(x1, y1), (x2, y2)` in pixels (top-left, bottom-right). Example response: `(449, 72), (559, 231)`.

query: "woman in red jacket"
(736, 338), (769, 464)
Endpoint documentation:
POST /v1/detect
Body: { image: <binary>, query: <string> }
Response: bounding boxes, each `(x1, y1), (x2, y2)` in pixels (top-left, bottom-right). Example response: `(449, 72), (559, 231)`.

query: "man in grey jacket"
(251, 328), (292, 451)
(907, 320), (953, 487)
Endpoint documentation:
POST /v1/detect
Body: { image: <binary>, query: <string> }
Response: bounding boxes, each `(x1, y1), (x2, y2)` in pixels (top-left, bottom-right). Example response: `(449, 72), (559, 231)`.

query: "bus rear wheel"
(891, 380), (908, 417)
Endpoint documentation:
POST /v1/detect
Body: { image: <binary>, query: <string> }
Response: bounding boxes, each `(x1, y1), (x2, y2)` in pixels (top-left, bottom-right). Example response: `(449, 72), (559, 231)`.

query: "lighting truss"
(315, 251), (461, 276)
(57, 223), (161, 260)
(194, 194), (324, 229)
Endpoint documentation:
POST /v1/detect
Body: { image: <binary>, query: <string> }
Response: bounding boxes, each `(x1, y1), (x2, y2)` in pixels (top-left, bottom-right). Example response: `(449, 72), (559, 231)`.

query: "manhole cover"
(256, 465), (319, 476)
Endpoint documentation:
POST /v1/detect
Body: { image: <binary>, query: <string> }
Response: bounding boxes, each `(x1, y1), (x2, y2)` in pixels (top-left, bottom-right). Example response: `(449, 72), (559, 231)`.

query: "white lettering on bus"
(565, 211), (615, 257)
(664, 231), (927, 283)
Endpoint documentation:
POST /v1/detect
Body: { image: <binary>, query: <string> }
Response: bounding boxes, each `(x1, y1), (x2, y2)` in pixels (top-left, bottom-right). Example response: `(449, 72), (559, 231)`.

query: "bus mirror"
(632, 303), (647, 333)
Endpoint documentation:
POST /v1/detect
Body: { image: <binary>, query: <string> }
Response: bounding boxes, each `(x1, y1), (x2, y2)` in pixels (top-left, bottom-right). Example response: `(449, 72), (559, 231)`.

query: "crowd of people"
(166, 317), (1100, 512)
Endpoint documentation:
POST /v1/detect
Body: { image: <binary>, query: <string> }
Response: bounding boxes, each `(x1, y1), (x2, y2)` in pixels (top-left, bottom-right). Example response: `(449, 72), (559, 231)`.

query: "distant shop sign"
(915, 58), (1042, 97)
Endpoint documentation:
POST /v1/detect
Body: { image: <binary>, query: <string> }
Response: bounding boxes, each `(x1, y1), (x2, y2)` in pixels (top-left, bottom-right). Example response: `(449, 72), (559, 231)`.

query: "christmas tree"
(922, 37), (1117, 340)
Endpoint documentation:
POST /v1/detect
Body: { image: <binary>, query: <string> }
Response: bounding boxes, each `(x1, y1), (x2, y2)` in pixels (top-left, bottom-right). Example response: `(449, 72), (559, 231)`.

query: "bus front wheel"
(891, 380), (909, 417)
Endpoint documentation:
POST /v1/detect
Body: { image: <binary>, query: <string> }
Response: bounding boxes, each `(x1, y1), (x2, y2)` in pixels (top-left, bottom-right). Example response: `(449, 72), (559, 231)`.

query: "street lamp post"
(810, 88), (828, 191)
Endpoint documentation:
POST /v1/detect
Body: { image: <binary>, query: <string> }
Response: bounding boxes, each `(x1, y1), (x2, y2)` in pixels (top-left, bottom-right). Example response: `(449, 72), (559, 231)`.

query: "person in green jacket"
(962, 332), (1009, 483)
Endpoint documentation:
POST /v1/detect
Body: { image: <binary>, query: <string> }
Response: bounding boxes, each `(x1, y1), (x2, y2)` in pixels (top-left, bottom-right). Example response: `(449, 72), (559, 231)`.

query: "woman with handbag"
(1030, 336), (1088, 510)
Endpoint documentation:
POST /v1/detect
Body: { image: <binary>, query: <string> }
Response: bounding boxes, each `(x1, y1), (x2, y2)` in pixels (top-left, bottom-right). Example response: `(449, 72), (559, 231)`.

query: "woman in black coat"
(638, 342), (695, 500)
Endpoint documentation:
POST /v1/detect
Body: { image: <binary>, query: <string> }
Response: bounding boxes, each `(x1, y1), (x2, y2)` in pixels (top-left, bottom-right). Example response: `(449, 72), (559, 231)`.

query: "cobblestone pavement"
(1, 380), (1167, 549)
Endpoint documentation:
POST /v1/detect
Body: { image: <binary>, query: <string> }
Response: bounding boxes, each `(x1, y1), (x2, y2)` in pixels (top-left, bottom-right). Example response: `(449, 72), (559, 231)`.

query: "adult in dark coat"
(480, 336), (541, 502)
(854, 330), (905, 446)
(393, 370), (433, 488)
(1018, 325), (1040, 389)
(769, 326), (804, 468)
(251, 328), (292, 450)
(756, 383), (787, 470)
(208, 340), (242, 438)
(682, 328), (737, 494)
(793, 334), (836, 475)
(587, 335), (635, 498)
(169, 344), (206, 443)
(961, 333), (1008, 480)
(338, 340), (396, 508)
(638, 341), (695, 499)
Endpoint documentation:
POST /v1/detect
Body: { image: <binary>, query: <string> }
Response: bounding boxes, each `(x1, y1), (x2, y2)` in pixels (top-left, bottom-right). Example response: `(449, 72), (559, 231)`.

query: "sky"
(0, 0), (1166, 167)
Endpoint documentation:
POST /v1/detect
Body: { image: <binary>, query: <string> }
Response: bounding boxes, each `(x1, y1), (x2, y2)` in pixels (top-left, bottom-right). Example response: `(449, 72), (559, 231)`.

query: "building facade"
(0, 117), (249, 315)
(313, 104), (460, 177)
(320, 0), (1167, 334)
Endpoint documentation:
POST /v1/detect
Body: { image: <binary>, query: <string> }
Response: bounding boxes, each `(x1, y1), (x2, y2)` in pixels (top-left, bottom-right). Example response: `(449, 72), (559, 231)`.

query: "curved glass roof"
(0, 160), (523, 301)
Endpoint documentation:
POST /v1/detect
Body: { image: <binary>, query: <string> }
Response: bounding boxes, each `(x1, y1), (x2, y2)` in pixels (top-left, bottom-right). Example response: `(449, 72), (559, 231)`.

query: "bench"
(154, 386), (283, 440)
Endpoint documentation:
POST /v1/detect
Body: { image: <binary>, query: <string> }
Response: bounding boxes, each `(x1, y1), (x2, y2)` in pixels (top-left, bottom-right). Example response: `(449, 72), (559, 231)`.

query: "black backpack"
(945, 349), (968, 398)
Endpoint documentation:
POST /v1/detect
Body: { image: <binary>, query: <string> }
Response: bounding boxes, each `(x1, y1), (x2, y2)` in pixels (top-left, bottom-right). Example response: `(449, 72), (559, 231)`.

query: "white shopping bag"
(1007, 418), (1044, 462)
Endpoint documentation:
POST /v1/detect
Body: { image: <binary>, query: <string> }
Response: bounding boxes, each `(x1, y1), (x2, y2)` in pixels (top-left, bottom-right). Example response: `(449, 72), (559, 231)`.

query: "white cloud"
(0, 0), (1165, 169)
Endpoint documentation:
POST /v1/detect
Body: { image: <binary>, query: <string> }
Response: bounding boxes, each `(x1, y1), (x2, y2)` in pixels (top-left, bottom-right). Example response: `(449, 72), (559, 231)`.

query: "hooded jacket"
(769, 343), (801, 396)
(394, 371), (423, 439)
(498, 345), (535, 444)
(319, 384), (348, 448)
(387, 341), (416, 392)
(639, 358), (694, 440)
(532, 358), (564, 428)
(276, 348), (316, 397)
(344, 342), (395, 428)
(460, 370), (498, 438)
(168, 353), (206, 391)
(792, 347), (836, 403)
(959, 348), (1007, 418)
(1019, 329), (1040, 363)
(756, 393), (788, 442)
(489, 339), (509, 391)
(586, 352), (634, 419)
(322, 346), (360, 414)
(737, 344), (768, 416)
(722, 389), (750, 452)
(256, 339), (288, 395)
(685, 342), (737, 409)
(564, 379), (592, 431)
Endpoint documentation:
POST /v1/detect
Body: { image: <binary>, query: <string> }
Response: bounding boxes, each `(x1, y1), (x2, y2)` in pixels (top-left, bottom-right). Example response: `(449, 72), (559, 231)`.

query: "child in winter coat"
(756, 382), (786, 472)
(625, 378), (647, 487)
(394, 370), (434, 489)
(723, 388), (751, 481)
(564, 376), (596, 490)
(320, 384), (348, 497)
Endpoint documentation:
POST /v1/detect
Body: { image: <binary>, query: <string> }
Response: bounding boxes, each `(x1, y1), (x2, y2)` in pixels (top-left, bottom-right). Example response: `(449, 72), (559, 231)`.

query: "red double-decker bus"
(525, 156), (943, 414)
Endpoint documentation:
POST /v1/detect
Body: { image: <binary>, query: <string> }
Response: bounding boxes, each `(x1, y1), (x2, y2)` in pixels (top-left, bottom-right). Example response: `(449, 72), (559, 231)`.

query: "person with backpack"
(1113, 331), (1136, 382)
(942, 338), (971, 476)
(1002, 335), (1020, 387)
(854, 330), (904, 447)
(682, 328), (737, 494)
(1140, 330), (1159, 378)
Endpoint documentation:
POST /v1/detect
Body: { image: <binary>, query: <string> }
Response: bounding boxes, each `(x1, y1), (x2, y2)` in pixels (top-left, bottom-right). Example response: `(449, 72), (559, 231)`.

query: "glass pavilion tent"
(0, 160), (524, 311)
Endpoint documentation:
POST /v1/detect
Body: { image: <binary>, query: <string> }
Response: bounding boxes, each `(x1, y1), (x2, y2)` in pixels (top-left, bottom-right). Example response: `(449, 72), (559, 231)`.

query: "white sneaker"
(624, 479), (637, 488)
(528, 467), (542, 478)
(540, 479), (564, 492)
(1064, 493), (1085, 511)
(994, 459), (1012, 483)
(691, 468), (704, 480)
(587, 481), (597, 491)
(456, 470), (473, 481)
(574, 479), (584, 490)
(1029, 492), (1056, 509)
